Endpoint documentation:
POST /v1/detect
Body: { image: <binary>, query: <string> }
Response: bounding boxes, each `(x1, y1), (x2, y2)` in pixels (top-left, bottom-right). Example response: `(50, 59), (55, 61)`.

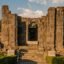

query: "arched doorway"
(28, 22), (38, 41)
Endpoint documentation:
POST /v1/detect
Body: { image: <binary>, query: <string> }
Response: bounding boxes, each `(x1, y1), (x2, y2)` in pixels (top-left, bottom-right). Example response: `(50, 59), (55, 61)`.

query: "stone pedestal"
(48, 51), (56, 56)
(7, 49), (15, 56)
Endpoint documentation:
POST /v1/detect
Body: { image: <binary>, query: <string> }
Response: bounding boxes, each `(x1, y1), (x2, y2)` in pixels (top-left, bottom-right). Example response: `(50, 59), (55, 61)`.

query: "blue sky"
(0, 0), (64, 18)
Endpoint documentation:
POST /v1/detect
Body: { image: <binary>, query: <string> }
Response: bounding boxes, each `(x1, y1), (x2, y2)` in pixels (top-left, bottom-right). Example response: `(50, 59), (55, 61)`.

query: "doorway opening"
(28, 22), (38, 41)
(18, 20), (26, 46)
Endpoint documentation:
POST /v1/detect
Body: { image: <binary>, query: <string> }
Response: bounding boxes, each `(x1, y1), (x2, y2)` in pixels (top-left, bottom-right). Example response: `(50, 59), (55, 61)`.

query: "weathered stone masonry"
(1, 5), (17, 49)
(0, 5), (64, 64)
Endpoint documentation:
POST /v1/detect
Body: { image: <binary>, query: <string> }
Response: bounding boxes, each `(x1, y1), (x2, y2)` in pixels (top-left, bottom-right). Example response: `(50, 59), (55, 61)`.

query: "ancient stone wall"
(56, 7), (64, 52)
(1, 5), (64, 64)
(8, 14), (17, 49)
(1, 5), (17, 49)
(47, 7), (56, 51)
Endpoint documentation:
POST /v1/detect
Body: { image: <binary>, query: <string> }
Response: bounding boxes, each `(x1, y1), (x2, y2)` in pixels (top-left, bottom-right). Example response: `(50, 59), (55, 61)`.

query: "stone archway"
(28, 22), (38, 41)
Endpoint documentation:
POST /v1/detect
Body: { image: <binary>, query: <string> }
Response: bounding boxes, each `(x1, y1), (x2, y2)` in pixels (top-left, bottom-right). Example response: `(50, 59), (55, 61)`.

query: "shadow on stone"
(19, 59), (37, 64)
(0, 42), (4, 49)
(17, 16), (27, 46)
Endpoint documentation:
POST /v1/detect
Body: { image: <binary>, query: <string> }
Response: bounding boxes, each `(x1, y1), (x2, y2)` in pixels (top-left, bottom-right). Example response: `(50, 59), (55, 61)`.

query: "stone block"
(48, 51), (55, 56)
(7, 49), (15, 56)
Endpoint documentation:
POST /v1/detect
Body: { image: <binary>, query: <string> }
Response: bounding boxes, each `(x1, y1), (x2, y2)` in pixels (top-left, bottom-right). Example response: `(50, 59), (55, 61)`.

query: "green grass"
(0, 55), (16, 64)
(46, 56), (64, 64)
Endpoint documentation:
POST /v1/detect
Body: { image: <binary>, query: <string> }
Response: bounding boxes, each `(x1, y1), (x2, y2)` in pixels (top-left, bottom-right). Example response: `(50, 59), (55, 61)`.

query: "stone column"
(1, 16), (9, 49)
(1, 5), (17, 49)
(56, 7), (64, 51)
(26, 20), (28, 44)
(1, 5), (10, 49)
(40, 16), (48, 50)
(8, 14), (17, 49)
(47, 7), (56, 51)
(38, 19), (41, 46)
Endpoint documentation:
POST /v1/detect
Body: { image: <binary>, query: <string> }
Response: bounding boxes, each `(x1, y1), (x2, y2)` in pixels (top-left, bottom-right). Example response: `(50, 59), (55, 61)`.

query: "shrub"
(46, 56), (64, 64)
(0, 55), (16, 64)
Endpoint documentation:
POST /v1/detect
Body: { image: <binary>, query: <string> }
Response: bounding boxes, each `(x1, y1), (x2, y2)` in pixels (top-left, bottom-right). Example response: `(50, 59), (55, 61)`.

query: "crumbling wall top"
(2, 5), (11, 16)
(48, 7), (56, 11)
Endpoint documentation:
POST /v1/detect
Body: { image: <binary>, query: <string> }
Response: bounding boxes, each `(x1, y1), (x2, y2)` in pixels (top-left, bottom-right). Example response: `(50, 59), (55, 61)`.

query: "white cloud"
(28, 0), (64, 4)
(17, 8), (22, 10)
(17, 8), (45, 18)
(52, 0), (64, 3)
(28, 0), (47, 5)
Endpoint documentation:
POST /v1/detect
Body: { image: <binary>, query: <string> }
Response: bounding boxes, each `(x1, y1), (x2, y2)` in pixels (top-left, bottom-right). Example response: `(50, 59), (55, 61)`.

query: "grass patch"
(46, 56), (64, 64)
(0, 55), (16, 64)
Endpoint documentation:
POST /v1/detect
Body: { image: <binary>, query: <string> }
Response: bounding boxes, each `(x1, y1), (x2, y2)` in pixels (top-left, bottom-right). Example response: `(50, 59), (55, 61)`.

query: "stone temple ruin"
(0, 5), (64, 64)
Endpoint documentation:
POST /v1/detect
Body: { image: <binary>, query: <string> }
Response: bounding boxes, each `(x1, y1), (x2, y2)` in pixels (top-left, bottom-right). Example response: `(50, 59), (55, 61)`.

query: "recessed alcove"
(27, 22), (38, 44)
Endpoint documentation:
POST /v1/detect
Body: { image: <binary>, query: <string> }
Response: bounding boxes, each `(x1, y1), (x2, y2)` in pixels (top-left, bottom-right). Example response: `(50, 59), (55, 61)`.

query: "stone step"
(20, 53), (46, 64)
(22, 57), (44, 62)
(19, 45), (39, 50)
(20, 49), (44, 53)
(22, 54), (44, 60)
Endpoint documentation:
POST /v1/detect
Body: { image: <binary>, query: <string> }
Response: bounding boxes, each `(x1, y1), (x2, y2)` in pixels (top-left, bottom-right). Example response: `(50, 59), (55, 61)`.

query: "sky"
(0, 0), (64, 18)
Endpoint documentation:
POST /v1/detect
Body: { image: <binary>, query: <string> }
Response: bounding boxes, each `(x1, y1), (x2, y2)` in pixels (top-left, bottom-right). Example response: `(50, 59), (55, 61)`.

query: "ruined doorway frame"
(28, 24), (38, 41)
